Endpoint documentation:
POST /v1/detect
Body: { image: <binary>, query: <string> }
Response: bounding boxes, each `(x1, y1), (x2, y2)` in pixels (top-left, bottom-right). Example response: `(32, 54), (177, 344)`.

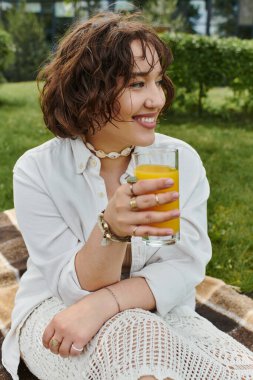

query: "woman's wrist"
(88, 286), (121, 323)
(98, 210), (131, 246)
(103, 287), (121, 313)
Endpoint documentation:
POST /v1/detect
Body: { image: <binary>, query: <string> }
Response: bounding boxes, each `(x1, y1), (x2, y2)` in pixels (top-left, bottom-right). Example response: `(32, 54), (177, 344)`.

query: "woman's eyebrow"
(130, 70), (163, 78)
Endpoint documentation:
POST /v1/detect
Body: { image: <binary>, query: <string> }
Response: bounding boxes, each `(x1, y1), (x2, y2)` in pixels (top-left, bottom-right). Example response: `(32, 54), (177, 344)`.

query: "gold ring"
(50, 338), (60, 348)
(155, 194), (160, 205)
(129, 197), (138, 210)
(127, 176), (137, 196)
(132, 226), (138, 236)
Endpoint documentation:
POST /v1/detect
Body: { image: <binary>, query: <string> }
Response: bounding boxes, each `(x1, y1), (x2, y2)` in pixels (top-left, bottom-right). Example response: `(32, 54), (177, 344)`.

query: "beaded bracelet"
(97, 210), (131, 246)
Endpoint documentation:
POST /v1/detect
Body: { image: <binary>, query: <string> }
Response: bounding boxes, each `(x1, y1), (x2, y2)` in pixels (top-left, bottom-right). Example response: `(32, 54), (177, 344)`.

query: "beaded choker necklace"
(85, 141), (134, 159)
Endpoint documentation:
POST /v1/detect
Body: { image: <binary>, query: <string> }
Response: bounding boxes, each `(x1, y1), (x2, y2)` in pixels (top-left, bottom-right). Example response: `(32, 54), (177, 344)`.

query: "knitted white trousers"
(19, 297), (253, 380)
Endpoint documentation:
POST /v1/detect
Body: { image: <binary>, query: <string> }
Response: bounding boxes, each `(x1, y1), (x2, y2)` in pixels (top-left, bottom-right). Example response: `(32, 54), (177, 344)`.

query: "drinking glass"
(132, 146), (180, 247)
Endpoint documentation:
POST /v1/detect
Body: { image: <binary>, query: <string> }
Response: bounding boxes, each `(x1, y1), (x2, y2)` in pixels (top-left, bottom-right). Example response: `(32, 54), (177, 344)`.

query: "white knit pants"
(19, 297), (253, 380)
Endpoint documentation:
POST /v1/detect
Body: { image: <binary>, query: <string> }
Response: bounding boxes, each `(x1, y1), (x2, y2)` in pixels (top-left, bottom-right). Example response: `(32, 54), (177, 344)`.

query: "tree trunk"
(198, 82), (204, 116)
(205, 0), (212, 36)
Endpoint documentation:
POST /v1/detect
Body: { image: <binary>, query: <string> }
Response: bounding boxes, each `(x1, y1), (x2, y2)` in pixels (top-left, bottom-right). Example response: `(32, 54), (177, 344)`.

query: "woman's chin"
(135, 132), (156, 147)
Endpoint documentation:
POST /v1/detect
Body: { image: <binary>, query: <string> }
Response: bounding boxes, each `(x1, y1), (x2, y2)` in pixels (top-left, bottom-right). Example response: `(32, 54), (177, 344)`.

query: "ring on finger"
(132, 226), (138, 236)
(129, 183), (136, 196)
(71, 344), (84, 352)
(155, 194), (160, 205)
(50, 338), (60, 349)
(127, 176), (137, 196)
(129, 197), (138, 210)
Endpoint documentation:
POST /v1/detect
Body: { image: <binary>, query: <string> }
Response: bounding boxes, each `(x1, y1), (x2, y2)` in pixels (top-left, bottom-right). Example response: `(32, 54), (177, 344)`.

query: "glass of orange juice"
(132, 146), (179, 246)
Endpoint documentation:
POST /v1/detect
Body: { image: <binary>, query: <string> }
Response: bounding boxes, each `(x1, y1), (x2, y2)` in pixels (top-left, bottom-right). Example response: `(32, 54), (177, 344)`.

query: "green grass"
(0, 82), (51, 209)
(1, 82), (253, 292)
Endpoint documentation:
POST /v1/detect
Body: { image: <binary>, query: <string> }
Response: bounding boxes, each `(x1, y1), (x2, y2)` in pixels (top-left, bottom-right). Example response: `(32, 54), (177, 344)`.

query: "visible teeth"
(135, 117), (155, 123)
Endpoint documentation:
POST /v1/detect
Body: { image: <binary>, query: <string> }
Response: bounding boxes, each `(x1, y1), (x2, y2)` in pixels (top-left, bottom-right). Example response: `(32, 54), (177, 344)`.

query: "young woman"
(2, 11), (253, 380)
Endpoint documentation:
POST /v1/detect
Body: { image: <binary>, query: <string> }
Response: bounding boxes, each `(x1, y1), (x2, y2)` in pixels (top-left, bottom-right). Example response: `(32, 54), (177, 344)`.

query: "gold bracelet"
(104, 287), (121, 313)
(97, 210), (131, 246)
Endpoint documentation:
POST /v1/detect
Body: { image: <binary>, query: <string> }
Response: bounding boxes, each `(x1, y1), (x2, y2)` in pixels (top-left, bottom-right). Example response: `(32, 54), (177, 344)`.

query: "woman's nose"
(144, 86), (165, 109)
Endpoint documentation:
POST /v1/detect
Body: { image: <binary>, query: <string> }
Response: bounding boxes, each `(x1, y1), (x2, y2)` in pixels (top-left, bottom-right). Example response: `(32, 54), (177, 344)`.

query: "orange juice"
(134, 164), (179, 232)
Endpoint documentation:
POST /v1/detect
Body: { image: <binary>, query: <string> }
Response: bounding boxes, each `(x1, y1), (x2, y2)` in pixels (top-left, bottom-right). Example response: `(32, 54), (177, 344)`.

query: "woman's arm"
(130, 146), (212, 317)
(75, 178), (177, 291)
(43, 276), (156, 357)
(100, 276), (156, 313)
(75, 226), (128, 291)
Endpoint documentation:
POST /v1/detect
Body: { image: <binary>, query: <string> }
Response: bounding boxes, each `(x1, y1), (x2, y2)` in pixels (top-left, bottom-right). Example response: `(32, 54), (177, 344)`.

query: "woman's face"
(87, 39), (166, 150)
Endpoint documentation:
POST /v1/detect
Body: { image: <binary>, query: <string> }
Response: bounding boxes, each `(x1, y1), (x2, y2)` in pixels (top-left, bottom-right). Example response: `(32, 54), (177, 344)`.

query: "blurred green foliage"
(0, 29), (14, 83)
(162, 33), (253, 115)
(3, 1), (49, 82)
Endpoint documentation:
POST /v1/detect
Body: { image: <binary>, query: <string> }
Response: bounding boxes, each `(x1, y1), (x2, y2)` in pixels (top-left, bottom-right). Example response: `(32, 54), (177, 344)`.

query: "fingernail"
(172, 210), (180, 217)
(164, 179), (174, 186)
(166, 229), (174, 235)
(172, 192), (179, 199)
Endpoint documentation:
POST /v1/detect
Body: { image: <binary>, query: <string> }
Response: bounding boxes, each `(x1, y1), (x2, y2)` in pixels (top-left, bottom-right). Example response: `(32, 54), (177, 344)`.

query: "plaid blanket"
(1, 209), (253, 379)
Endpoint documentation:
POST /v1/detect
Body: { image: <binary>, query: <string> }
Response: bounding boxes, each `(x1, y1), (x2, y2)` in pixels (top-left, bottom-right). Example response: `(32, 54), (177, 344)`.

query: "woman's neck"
(100, 155), (131, 178)
(84, 136), (133, 176)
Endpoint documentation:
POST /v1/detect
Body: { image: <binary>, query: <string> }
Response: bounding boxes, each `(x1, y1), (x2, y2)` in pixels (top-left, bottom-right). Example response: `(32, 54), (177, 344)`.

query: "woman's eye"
(129, 82), (144, 89)
(129, 79), (164, 89)
(156, 79), (164, 87)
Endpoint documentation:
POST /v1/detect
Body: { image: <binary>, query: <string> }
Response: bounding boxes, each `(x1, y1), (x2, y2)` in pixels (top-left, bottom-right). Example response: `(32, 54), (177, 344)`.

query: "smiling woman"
(2, 11), (253, 380)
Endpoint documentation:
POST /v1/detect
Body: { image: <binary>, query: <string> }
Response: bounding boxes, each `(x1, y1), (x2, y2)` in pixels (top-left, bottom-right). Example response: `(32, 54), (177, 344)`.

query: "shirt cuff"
(130, 262), (187, 317)
(58, 242), (92, 305)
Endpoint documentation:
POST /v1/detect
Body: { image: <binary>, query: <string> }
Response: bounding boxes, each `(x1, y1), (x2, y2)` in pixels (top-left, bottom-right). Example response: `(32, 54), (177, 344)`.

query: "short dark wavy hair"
(38, 12), (174, 138)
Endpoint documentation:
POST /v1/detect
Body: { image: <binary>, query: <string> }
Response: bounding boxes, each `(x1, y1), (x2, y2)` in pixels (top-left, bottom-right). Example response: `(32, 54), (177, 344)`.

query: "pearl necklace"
(85, 141), (134, 159)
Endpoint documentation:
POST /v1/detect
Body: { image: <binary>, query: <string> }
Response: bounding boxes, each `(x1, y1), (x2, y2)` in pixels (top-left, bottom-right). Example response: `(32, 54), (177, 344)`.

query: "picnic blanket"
(1, 209), (253, 379)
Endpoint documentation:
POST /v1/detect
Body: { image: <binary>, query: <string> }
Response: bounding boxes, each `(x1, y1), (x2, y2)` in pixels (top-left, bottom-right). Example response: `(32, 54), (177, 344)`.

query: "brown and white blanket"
(1, 209), (253, 379)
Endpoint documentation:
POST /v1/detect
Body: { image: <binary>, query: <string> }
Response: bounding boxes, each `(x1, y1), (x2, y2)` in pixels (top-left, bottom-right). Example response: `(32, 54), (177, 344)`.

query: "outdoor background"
(0, 0), (253, 293)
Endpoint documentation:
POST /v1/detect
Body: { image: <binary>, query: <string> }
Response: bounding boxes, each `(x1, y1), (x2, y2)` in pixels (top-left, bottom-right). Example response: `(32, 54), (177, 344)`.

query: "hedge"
(0, 29), (14, 83)
(161, 33), (253, 114)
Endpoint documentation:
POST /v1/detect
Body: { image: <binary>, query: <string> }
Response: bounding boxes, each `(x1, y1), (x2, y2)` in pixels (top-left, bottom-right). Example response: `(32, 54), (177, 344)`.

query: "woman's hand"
(104, 177), (179, 238)
(42, 289), (117, 357)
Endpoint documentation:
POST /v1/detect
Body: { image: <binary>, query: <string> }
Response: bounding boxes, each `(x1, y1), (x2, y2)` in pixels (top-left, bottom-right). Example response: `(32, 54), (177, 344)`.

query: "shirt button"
(79, 163), (84, 170)
(98, 192), (105, 198)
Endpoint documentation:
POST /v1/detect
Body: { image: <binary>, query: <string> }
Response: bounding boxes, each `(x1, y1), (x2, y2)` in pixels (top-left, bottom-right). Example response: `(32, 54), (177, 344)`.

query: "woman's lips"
(132, 115), (157, 128)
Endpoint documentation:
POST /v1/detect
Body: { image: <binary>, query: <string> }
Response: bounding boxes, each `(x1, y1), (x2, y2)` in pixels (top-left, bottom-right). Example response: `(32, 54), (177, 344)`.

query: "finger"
(133, 191), (179, 210)
(42, 324), (55, 349)
(131, 225), (174, 237)
(49, 335), (63, 355)
(125, 178), (174, 196)
(58, 339), (72, 358)
(131, 209), (180, 227)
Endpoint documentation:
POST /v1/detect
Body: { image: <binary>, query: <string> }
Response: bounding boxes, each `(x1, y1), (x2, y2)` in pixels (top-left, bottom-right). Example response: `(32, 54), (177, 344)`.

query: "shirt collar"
(70, 137), (94, 174)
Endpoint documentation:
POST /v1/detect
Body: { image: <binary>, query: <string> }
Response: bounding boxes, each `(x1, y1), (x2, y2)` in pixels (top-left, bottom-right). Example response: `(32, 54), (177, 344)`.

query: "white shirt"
(2, 133), (212, 379)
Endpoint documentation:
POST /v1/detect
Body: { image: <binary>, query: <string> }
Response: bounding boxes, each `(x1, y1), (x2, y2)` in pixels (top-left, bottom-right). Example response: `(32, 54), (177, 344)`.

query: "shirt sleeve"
(13, 154), (92, 306)
(130, 146), (212, 317)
